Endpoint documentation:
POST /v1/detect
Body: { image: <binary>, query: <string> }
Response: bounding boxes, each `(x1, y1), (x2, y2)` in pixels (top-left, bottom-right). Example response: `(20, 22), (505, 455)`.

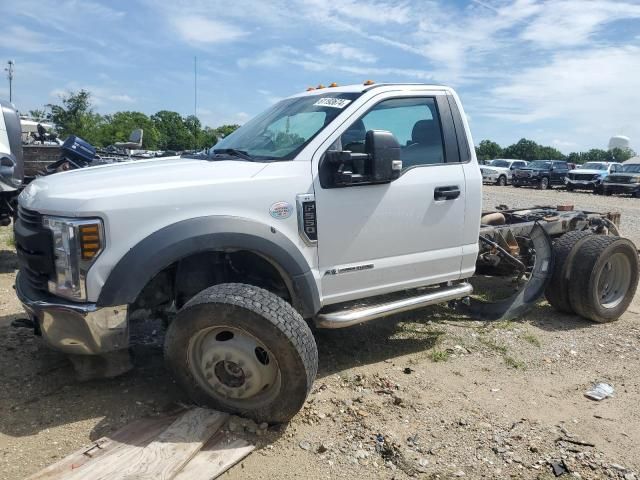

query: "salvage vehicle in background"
(511, 160), (570, 189)
(0, 100), (23, 226)
(12, 82), (640, 423)
(566, 161), (622, 194)
(480, 158), (528, 186)
(602, 161), (640, 197)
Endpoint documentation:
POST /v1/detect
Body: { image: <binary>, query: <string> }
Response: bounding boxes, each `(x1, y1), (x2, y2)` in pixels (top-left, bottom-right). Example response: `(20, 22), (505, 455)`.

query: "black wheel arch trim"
(96, 216), (321, 318)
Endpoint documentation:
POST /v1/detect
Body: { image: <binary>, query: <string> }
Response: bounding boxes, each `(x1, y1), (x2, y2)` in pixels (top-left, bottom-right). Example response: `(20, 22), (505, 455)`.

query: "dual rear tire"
(545, 233), (639, 322)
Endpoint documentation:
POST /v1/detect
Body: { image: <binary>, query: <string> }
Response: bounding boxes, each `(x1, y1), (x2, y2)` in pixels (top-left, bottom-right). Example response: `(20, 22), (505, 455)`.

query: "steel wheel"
(187, 325), (281, 404)
(595, 253), (632, 309)
(540, 177), (549, 189)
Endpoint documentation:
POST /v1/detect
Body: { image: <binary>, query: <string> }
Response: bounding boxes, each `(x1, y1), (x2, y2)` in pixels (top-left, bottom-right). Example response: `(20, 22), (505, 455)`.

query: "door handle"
(434, 186), (460, 201)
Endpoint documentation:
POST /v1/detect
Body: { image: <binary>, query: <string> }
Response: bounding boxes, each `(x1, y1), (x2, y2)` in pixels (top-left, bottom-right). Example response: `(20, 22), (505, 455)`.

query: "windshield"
(528, 160), (552, 169)
(489, 159), (510, 168)
(210, 92), (361, 160)
(581, 162), (607, 170)
(622, 164), (640, 173)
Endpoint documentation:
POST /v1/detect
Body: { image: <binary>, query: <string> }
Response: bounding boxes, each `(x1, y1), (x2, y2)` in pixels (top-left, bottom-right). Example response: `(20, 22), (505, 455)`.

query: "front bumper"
(512, 176), (540, 186)
(566, 179), (599, 189)
(15, 272), (128, 355)
(603, 183), (640, 195)
(482, 173), (499, 183)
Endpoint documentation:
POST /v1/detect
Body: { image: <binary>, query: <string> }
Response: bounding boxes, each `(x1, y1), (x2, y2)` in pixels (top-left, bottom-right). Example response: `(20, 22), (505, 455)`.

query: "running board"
(315, 282), (473, 329)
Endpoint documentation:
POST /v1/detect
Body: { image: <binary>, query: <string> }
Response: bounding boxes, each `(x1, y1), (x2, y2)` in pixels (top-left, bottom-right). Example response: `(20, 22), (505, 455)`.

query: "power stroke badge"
(269, 201), (294, 219)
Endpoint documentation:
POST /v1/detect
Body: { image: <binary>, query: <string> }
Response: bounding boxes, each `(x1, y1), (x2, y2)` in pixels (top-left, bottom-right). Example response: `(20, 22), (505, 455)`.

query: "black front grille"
(569, 173), (597, 181)
(14, 207), (53, 291)
(17, 206), (42, 228)
(607, 175), (632, 184)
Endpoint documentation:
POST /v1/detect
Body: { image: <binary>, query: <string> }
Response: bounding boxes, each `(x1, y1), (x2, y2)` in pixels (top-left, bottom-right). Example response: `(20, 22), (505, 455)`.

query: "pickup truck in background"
(11, 83), (640, 422)
(480, 158), (528, 186)
(511, 160), (570, 189)
(566, 161), (623, 193)
(602, 161), (640, 197)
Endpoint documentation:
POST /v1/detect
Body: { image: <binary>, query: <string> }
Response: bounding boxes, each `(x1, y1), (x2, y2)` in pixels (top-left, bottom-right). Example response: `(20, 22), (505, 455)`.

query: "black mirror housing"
(365, 130), (402, 182)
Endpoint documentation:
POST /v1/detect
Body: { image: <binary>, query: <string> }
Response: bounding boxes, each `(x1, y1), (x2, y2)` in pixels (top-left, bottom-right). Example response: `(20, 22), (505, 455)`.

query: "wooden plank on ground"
(64, 408), (228, 480)
(27, 415), (178, 480)
(173, 433), (255, 480)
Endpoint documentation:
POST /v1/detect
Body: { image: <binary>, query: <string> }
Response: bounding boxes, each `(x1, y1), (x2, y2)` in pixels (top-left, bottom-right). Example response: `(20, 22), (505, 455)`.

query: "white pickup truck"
(11, 83), (639, 422)
(480, 158), (528, 186)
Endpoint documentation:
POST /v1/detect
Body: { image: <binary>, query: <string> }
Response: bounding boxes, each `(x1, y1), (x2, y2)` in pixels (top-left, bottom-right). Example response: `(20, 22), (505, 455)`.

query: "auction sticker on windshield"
(313, 98), (352, 109)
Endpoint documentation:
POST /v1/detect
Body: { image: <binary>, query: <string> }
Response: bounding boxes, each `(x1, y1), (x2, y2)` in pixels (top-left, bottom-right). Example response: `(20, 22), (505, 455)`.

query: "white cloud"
(0, 26), (64, 53)
(487, 46), (640, 148)
(317, 43), (377, 63)
(301, 0), (410, 25)
(521, 0), (640, 48)
(172, 16), (247, 45)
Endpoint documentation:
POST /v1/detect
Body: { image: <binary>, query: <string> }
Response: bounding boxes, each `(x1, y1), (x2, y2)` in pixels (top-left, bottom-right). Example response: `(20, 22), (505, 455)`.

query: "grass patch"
(504, 355), (526, 369)
(494, 320), (517, 330)
(521, 332), (541, 347)
(477, 335), (508, 355)
(429, 349), (450, 363)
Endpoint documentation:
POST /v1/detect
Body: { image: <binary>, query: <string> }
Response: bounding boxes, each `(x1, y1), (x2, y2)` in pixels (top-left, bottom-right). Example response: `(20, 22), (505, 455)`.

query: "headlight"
(603, 175), (612, 182)
(484, 169), (497, 174)
(592, 174), (601, 181)
(42, 216), (104, 301)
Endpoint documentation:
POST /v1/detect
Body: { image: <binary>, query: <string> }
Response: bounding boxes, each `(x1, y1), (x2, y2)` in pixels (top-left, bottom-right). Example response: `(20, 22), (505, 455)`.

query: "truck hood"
(568, 169), (605, 175)
(19, 156), (268, 213)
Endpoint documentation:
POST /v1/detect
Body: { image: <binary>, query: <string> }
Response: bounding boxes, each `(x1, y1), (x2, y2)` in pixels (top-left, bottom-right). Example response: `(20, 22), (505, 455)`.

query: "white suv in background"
(481, 159), (528, 186)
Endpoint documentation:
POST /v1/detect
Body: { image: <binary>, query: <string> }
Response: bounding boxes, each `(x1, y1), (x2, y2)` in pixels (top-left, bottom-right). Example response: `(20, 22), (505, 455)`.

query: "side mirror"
(365, 130), (402, 182)
(321, 130), (401, 188)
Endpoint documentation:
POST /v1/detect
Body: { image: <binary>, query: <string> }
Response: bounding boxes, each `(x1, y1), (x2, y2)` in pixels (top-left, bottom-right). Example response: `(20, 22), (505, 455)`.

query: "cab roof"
(288, 82), (451, 99)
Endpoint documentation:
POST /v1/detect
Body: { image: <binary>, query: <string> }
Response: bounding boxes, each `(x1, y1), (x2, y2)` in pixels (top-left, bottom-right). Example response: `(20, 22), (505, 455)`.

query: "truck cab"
(13, 83), (638, 423)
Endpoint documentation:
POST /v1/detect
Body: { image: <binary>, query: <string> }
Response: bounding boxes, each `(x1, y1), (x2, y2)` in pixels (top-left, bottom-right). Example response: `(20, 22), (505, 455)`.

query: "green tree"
(97, 111), (160, 149)
(151, 110), (193, 150)
(214, 124), (240, 139)
(28, 109), (49, 121)
(475, 140), (503, 162)
(536, 145), (566, 160)
(610, 147), (635, 163)
(502, 138), (540, 161)
(46, 90), (103, 144)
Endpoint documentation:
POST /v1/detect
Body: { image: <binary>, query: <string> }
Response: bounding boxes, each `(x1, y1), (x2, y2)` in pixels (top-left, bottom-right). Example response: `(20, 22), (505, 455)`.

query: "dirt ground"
(1, 186), (639, 480)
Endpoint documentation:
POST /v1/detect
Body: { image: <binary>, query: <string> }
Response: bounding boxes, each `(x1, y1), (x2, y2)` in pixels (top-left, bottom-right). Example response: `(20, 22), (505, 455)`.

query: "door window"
(339, 97), (446, 169)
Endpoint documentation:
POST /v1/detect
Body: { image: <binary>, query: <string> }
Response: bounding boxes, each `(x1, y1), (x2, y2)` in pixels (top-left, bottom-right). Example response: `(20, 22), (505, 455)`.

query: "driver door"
(312, 91), (470, 305)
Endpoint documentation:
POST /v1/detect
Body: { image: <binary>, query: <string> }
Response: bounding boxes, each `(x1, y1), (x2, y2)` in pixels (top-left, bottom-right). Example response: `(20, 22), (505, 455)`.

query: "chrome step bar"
(315, 282), (473, 329)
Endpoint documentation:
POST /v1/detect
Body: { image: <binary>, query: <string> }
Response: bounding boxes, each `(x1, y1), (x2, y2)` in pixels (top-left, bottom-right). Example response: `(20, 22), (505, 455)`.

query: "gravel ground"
(0, 186), (639, 480)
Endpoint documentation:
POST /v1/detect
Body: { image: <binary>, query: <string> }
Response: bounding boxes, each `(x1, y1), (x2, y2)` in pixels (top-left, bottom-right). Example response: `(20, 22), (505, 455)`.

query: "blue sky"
(1, 0), (639, 152)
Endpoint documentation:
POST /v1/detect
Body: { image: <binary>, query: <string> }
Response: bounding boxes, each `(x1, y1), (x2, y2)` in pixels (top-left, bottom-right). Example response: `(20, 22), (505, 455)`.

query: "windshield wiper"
(212, 148), (254, 161)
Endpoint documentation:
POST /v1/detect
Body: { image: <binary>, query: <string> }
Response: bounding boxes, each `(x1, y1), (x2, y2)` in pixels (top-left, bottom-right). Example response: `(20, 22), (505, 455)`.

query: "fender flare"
(96, 216), (321, 317)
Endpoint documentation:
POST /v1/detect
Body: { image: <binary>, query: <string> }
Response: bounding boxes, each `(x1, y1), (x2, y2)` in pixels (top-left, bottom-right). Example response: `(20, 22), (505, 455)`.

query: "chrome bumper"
(15, 272), (129, 355)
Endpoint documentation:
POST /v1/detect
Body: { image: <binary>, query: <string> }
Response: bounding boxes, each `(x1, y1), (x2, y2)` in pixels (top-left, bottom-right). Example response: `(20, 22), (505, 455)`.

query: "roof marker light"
(329, 82), (338, 87)
(316, 84), (325, 89)
(363, 80), (375, 85)
(306, 87), (315, 91)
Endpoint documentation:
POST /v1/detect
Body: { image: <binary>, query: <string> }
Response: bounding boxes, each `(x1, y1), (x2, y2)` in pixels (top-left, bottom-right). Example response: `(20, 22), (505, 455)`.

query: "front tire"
(164, 283), (318, 423)
(497, 175), (507, 186)
(539, 177), (550, 190)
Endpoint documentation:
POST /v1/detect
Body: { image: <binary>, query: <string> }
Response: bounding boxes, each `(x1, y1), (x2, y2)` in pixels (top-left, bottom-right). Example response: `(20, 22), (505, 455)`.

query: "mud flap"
(455, 223), (554, 321)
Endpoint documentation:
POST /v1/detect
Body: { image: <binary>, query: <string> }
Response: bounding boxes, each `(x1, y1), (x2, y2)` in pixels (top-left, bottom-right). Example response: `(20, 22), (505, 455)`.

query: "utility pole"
(193, 56), (198, 150)
(5, 60), (14, 102)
